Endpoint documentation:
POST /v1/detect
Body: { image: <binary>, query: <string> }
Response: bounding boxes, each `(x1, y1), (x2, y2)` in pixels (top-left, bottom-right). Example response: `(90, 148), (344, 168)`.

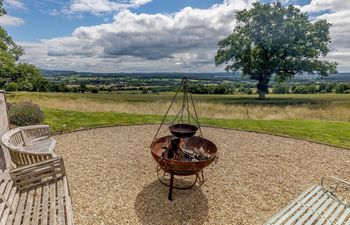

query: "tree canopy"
(215, 2), (337, 99)
(0, 0), (6, 16)
(0, 1), (47, 92)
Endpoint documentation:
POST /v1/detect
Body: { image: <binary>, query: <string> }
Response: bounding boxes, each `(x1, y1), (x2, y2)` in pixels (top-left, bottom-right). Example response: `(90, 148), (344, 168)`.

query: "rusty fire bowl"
(169, 124), (198, 138)
(150, 135), (217, 176)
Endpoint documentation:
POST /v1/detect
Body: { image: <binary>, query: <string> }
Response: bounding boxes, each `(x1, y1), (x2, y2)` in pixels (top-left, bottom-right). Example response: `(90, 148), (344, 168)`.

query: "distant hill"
(41, 69), (350, 82)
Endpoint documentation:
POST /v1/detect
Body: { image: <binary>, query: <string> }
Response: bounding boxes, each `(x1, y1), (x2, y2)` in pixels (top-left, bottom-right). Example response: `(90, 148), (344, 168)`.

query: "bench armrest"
(9, 157), (66, 191)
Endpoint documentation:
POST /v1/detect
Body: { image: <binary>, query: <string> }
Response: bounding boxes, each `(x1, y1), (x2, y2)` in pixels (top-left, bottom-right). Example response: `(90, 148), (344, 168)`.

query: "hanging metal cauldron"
(150, 77), (218, 200)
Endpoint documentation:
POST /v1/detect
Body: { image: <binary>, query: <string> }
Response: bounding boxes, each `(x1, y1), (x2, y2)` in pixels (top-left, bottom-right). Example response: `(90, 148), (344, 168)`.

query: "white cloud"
(301, 0), (350, 71)
(68, 0), (152, 15)
(0, 14), (24, 26)
(18, 0), (350, 72)
(301, 0), (350, 13)
(19, 0), (253, 72)
(5, 0), (25, 10)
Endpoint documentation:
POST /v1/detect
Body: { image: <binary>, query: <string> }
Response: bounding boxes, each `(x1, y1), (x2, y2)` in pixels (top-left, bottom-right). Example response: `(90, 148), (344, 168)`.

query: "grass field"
(6, 92), (350, 149)
(8, 92), (350, 121)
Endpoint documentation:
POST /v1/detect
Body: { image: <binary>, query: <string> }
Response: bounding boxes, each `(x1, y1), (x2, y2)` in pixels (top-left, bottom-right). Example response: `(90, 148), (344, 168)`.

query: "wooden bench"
(0, 157), (73, 225)
(265, 177), (350, 225)
(1, 125), (56, 167)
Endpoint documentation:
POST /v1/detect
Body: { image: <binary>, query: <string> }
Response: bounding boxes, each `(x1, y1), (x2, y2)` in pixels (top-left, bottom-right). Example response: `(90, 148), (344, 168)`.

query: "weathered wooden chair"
(0, 90), (56, 168)
(1, 125), (56, 167)
(1, 157), (73, 224)
(265, 177), (350, 225)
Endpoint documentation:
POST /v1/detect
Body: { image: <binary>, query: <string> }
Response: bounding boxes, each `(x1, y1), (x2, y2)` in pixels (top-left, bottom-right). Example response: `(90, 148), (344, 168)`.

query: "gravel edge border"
(53, 123), (350, 151)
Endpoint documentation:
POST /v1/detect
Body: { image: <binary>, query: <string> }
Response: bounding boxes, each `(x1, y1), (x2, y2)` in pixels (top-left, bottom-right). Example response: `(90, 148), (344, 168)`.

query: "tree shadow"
(134, 180), (209, 225)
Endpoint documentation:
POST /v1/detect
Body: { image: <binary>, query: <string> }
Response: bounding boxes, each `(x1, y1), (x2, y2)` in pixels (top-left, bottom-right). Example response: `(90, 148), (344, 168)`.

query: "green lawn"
(44, 108), (350, 149)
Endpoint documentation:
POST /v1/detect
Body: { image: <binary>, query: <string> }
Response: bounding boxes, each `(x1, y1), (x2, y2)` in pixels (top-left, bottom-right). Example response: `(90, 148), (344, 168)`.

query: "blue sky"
(1, 0), (349, 72)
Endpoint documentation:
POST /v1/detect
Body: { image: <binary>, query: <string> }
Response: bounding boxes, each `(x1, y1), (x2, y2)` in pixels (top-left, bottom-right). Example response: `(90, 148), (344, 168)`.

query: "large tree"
(215, 2), (337, 99)
(0, 1), (47, 91)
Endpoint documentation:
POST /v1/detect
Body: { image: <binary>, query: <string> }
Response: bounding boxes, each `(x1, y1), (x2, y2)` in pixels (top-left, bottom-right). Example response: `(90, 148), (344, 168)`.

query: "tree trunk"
(259, 91), (266, 100)
(257, 76), (269, 100)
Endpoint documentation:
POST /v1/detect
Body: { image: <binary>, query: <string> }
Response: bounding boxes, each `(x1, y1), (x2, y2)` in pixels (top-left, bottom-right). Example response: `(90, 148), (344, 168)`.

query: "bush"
(335, 83), (350, 94)
(307, 84), (317, 93)
(8, 101), (45, 126)
(273, 84), (289, 94)
(293, 86), (308, 94)
(4, 82), (19, 91)
(89, 87), (99, 93)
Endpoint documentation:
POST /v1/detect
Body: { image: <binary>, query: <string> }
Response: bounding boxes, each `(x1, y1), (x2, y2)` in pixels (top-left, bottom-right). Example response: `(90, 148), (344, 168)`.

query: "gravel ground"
(55, 125), (350, 225)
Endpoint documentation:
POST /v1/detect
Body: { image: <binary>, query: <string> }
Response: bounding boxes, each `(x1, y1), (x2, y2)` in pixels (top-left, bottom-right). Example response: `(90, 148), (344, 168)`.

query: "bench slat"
(57, 179), (66, 225)
(326, 204), (345, 225)
(13, 191), (27, 225)
(49, 181), (56, 225)
(266, 184), (350, 225)
(41, 183), (49, 225)
(284, 190), (325, 225)
(296, 194), (330, 225)
(32, 186), (42, 225)
(22, 188), (34, 225)
(277, 186), (324, 225)
(266, 186), (321, 225)
(306, 196), (333, 225)
(64, 177), (73, 225)
(336, 208), (350, 224)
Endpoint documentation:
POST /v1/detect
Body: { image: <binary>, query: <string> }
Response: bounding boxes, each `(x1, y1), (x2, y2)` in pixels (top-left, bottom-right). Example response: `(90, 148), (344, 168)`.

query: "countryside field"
(6, 92), (350, 149)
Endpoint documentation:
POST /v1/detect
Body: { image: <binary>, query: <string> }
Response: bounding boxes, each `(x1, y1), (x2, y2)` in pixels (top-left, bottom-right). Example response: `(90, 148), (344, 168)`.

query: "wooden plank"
(265, 186), (319, 225)
(10, 158), (61, 175)
(63, 177), (73, 225)
(7, 189), (20, 225)
(49, 181), (57, 225)
(0, 208), (11, 225)
(13, 166), (60, 181)
(0, 202), (7, 218)
(31, 186), (42, 225)
(57, 179), (66, 225)
(0, 178), (7, 195)
(3, 180), (13, 201)
(22, 189), (35, 225)
(13, 191), (27, 225)
(41, 184), (49, 225)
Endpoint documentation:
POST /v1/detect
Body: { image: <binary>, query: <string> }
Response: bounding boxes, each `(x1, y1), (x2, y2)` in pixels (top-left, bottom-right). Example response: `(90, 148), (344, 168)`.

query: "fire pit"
(150, 77), (218, 200)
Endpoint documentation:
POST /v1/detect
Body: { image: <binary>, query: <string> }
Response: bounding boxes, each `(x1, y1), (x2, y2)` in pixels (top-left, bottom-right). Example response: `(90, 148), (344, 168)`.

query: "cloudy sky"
(1, 0), (349, 72)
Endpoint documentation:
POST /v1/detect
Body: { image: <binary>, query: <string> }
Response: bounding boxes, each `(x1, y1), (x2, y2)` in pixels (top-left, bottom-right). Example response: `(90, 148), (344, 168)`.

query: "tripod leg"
(168, 173), (174, 201)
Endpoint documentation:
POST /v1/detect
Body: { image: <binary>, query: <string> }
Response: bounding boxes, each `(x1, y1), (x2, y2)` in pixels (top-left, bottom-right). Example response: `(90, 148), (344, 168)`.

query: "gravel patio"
(55, 125), (350, 225)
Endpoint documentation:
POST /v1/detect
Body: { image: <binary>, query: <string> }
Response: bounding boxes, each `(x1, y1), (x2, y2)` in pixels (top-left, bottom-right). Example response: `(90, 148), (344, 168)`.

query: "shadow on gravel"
(134, 180), (208, 225)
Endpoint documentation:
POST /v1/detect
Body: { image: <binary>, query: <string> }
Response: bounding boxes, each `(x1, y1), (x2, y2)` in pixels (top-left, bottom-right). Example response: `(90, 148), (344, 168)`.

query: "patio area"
(55, 125), (350, 225)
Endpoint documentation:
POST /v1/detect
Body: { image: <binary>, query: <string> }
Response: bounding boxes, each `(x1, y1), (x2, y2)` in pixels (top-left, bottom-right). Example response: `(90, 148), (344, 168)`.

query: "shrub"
(293, 86), (308, 94)
(90, 87), (99, 93)
(8, 101), (45, 126)
(335, 83), (350, 94)
(4, 82), (19, 91)
(273, 84), (289, 94)
(307, 84), (317, 93)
